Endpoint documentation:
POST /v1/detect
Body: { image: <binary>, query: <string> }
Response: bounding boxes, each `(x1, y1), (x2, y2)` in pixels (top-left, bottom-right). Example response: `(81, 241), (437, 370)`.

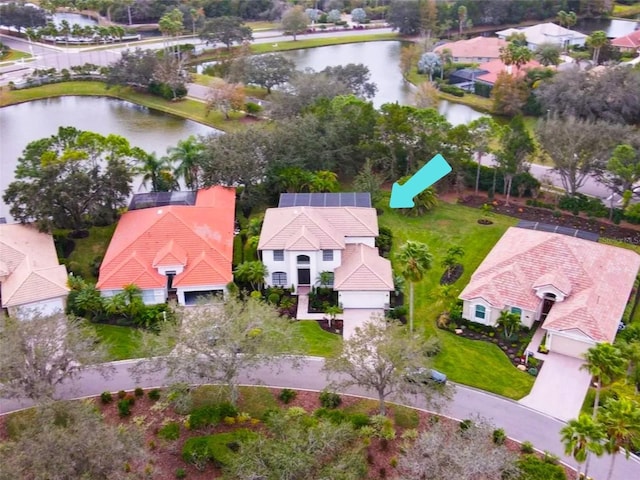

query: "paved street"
(1, 357), (639, 480)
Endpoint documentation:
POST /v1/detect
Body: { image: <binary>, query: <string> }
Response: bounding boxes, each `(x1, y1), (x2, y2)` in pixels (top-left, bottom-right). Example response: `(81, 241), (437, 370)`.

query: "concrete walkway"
(519, 352), (591, 421)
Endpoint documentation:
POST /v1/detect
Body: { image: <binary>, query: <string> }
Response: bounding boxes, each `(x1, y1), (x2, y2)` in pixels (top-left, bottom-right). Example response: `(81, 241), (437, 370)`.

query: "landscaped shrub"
(182, 430), (257, 468)
(267, 292), (280, 305)
(148, 389), (161, 401)
(349, 413), (372, 429)
(158, 421), (181, 441)
(517, 454), (566, 479)
(376, 226), (393, 257)
(314, 407), (347, 424)
(100, 391), (113, 404)
(278, 388), (297, 404)
(521, 440), (535, 453)
(117, 390), (127, 399)
(459, 419), (473, 431)
(175, 467), (187, 479)
(440, 84), (465, 97)
(492, 428), (506, 445)
(188, 402), (239, 429)
(319, 390), (342, 409)
(245, 102), (262, 116)
(134, 387), (145, 397)
(528, 367), (538, 376)
(118, 398), (132, 417)
(393, 406), (419, 429)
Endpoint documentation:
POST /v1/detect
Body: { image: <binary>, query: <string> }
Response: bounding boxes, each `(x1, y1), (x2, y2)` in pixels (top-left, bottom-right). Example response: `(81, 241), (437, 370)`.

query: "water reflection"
(0, 97), (217, 221)
(52, 13), (97, 28)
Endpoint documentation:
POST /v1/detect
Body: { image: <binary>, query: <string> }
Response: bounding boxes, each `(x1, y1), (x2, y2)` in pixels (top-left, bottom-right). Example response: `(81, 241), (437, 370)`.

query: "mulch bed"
(440, 264), (464, 285)
(458, 194), (640, 244)
(316, 318), (344, 336)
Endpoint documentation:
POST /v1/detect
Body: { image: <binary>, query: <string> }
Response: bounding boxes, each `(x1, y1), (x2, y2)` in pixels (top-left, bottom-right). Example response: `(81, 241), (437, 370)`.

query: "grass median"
(0, 81), (245, 132)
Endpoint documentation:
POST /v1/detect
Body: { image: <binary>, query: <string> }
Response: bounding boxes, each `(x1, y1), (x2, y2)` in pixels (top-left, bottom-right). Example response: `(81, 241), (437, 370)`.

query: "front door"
(298, 268), (311, 286)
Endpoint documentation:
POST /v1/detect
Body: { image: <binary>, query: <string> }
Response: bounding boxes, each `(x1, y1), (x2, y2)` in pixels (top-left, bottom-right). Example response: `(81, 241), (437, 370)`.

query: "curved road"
(1, 357), (638, 480)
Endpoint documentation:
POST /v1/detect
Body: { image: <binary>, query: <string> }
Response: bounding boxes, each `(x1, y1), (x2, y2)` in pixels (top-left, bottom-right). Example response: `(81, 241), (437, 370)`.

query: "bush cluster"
(440, 84), (465, 97)
(319, 390), (342, 409)
(278, 388), (297, 404)
(158, 422), (181, 441)
(188, 402), (239, 429)
(462, 161), (540, 198)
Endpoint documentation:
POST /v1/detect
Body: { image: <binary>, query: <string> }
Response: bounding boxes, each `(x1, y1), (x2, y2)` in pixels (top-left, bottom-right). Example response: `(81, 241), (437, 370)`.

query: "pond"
(575, 18), (639, 38)
(0, 96), (217, 222)
(199, 41), (486, 125)
(52, 12), (98, 28)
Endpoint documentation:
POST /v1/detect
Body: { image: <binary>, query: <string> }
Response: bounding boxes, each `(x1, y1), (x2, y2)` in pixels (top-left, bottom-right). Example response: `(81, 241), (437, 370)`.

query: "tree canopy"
(3, 126), (144, 231)
(199, 15), (253, 49)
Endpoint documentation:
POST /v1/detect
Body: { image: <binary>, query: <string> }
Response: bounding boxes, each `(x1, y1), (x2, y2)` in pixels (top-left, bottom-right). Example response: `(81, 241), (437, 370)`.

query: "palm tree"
(598, 397), (640, 480)
(441, 245), (464, 277)
(397, 241), (433, 333)
(581, 343), (626, 418)
(560, 414), (605, 479)
(457, 5), (467, 37)
(497, 310), (521, 340)
(138, 152), (176, 192)
(438, 48), (453, 80)
(168, 135), (203, 190)
(469, 117), (498, 195)
(536, 43), (561, 66)
(234, 261), (268, 292)
(587, 30), (608, 65)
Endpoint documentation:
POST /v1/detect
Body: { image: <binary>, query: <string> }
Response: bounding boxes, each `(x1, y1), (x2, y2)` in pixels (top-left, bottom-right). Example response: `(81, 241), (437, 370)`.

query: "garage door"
(184, 290), (223, 306)
(549, 333), (591, 358)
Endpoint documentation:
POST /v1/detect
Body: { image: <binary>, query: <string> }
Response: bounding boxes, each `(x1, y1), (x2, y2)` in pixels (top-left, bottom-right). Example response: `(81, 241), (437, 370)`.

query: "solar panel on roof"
(129, 191), (197, 210)
(515, 221), (599, 242)
(277, 192), (371, 208)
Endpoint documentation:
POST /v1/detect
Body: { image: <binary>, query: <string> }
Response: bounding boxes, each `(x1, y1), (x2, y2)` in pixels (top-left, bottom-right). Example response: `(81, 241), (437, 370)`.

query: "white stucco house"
(258, 194), (394, 309)
(459, 227), (640, 358)
(97, 187), (235, 306)
(0, 223), (69, 319)
(496, 22), (587, 50)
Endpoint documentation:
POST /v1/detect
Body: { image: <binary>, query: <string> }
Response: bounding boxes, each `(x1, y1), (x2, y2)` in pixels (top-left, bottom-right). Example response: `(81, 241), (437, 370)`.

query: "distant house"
(496, 22), (587, 50)
(459, 227), (640, 358)
(0, 223), (69, 318)
(97, 187), (235, 306)
(611, 29), (640, 53)
(258, 193), (393, 309)
(474, 58), (543, 86)
(434, 37), (507, 63)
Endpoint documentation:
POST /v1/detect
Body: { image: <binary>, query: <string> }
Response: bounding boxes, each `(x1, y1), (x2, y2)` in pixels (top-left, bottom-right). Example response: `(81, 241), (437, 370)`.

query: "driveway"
(342, 308), (384, 339)
(519, 352), (591, 421)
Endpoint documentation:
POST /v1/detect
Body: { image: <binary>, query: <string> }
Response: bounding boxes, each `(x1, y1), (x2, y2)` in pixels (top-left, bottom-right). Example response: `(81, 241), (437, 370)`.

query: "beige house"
(459, 227), (640, 358)
(434, 37), (507, 63)
(0, 223), (69, 319)
(258, 196), (393, 309)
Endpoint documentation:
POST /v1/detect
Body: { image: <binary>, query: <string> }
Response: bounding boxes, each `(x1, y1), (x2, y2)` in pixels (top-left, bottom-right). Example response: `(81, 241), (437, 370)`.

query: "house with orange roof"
(475, 58), (543, 86)
(0, 223), (69, 318)
(258, 193), (393, 309)
(459, 227), (640, 358)
(434, 36), (507, 63)
(611, 29), (640, 53)
(97, 187), (235, 306)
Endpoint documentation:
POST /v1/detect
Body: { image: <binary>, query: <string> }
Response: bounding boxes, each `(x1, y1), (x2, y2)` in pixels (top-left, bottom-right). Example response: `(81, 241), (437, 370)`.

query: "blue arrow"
(389, 154), (452, 208)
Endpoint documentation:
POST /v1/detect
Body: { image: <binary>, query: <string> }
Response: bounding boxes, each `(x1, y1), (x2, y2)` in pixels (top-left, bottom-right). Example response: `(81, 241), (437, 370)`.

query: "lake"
(0, 96), (217, 222)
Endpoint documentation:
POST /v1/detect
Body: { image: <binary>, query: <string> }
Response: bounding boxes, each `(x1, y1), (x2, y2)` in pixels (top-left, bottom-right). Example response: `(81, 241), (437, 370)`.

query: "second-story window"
(274, 250), (284, 261)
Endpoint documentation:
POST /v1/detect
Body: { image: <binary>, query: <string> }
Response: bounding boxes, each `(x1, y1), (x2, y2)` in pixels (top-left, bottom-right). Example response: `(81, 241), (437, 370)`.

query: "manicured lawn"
(1, 49), (31, 61)
(379, 198), (535, 399)
(250, 33), (399, 54)
(245, 20), (279, 31)
(613, 2), (640, 17)
(61, 224), (116, 282)
(88, 323), (142, 361)
(291, 320), (342, 357)
(0, 82), (246, 132)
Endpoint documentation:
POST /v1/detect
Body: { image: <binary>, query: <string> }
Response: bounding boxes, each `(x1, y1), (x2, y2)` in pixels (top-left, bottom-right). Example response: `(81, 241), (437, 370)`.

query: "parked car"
(406, 367), (447, 385)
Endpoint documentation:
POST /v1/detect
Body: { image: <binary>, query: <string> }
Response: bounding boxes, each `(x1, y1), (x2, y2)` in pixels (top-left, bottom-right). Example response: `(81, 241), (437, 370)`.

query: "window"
(272, 271), (287, 286)
(322, 250), (333, 261)
(475, 305), (486, 320)
(511, 307), (522, 318)
(141, 290), (156, 304)
(273, 250), (284, 261)
(297, 255), (310, 265)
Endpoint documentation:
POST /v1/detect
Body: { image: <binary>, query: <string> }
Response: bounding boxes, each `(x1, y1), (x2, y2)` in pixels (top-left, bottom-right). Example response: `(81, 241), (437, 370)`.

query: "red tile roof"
(460, 227), (640, 342)
(611, 30), (640, 50)
(97, 187), (235, 291)
(476, 58), (543, 85)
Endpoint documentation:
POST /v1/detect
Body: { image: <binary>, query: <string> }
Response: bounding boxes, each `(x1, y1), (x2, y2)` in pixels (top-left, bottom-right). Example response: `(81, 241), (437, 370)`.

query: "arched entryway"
(297, 255), (311, 286)
(541, 293), (556, 321)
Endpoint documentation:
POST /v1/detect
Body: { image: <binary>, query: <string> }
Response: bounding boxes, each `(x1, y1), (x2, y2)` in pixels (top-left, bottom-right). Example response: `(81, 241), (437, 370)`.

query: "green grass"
(245, 20), (279, 31)
(89, 323), (142, 361)
(613, 2), (640, 17)
(237, 386), (279, 418)
(1, 49), (31, 62)
(250, 33), (399, 54)
(62, 224), (116, 282)
(0, 82), (247, 132)
(379, 199), (534, 399)
(291, 320), (342, 357)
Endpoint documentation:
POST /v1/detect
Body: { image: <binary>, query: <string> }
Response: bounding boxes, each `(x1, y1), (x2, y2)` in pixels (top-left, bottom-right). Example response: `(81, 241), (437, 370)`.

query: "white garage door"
(549, 333), (591, 359)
